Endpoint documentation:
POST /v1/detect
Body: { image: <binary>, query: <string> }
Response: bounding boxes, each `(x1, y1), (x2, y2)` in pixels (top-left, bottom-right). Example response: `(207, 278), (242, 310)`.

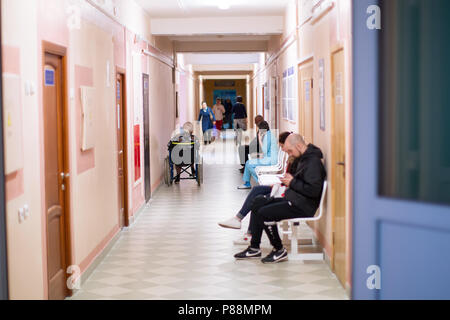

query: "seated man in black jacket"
(234, 134), (326, 264)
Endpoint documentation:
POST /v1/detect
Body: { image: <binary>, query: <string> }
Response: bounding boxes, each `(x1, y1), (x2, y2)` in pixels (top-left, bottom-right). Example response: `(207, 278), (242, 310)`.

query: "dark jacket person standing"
(234, 134), (326, 264)
(232, 96), (248, 129)
(238, 115), (264, 172)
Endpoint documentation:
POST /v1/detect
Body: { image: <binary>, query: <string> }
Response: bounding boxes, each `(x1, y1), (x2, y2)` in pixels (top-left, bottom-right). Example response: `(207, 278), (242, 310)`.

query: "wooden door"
(143, 74), (151, 202)
(331, 48), (347, 287)
(43, 52), (70, 300)
(116, 73), (127, 228)
(298, 63), (314, 144)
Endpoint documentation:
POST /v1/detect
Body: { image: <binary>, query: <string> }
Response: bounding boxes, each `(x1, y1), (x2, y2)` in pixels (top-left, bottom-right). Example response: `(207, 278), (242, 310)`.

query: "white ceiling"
(135, 0), (292, 18)
(193, 64), (254, 72)
(180, 53), (260, 72)
(169, 35), (272, 42)
(182, 53), (261, 65)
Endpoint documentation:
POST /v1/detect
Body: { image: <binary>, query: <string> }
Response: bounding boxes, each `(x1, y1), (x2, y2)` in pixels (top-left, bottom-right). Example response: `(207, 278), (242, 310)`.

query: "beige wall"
(176, 56), (197, 128)
(2, 0), (176, 299)
(2, 0), (43, 300)
(69, 18), (119, 271)
(252, 0), (353, 287)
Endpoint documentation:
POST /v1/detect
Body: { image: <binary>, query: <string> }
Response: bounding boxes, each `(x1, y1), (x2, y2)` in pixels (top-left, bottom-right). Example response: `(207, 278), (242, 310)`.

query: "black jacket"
(232, 103), (247, 119)
(248, 131), (261, 154)
(284, 144), (327, 217)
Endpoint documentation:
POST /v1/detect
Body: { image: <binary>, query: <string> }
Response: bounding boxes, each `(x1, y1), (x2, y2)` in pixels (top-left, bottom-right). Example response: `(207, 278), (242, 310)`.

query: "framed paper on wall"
(319, 58), (326, 131)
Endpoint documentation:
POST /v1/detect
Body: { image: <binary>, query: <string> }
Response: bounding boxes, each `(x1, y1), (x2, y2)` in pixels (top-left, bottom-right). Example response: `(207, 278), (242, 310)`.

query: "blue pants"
(243, 159), (271, 184)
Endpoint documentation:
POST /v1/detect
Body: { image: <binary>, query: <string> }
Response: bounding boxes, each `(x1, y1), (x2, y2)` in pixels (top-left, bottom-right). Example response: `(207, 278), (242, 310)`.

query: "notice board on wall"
(319, 58), (326, 131)
(80, 86), (96, 151)
(3, 74), (24, 175)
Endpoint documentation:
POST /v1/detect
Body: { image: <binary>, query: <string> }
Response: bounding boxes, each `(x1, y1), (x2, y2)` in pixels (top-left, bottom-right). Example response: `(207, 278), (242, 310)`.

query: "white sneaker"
(218, 217), (242, 230)
(233, 234), (252, 246)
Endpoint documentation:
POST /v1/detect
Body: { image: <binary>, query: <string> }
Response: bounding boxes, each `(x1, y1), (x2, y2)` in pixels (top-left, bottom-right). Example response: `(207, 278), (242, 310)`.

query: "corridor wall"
(251, 0), (353, 289)
(1, 0), (176, 299)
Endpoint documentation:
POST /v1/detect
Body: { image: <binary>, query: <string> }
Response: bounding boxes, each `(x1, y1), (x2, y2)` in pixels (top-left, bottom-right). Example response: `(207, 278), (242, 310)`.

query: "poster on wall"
(134, 124), (141, 182)
(282, 72), (288, 120)
(288, 67), (295, 121)
(319, 58), (326, 131)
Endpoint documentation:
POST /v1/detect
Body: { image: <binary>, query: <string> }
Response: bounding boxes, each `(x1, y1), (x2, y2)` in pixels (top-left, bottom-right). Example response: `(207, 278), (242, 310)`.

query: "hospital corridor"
(0, 0), (450, 303)
(69, 140), (347, 300)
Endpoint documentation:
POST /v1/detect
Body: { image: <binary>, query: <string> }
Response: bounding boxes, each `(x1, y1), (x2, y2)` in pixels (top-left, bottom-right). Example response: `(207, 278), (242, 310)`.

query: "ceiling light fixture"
(218, 4), (231, 10)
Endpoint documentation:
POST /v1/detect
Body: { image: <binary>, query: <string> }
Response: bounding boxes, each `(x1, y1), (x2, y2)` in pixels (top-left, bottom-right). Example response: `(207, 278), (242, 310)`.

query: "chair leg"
(288, 222), (325, 261)
(291, 222), (298, 255)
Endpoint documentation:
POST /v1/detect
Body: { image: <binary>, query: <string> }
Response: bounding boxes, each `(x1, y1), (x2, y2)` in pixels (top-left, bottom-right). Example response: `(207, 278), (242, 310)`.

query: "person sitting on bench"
(238, 115), (265, 174)
(237, 121), (279, 190)
(218, 132), (292, 236)
(234, 134), (326, 264)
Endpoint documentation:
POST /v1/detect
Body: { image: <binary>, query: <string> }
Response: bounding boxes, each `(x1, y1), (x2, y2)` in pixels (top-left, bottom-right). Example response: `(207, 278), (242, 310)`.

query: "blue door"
(213, 90), (236, 107)
(352, 0), (450, 299)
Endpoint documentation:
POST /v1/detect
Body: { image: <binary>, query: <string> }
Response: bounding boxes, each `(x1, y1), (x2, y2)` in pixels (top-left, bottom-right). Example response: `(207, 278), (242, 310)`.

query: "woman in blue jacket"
(198, 102), (216, 145)
(238, 121), (279, 189)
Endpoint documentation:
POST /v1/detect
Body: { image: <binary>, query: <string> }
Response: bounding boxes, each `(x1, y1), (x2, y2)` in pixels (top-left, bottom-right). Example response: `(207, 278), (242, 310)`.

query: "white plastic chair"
(257, 153), (289, 186)
(255, 148), (284, 175)
(279, 181), (328, 261)
(256, 153), (288, 179)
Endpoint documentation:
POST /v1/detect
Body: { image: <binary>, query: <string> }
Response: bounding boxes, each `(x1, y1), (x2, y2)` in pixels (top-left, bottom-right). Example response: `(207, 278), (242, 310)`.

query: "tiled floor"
(70, 137), (348, 300)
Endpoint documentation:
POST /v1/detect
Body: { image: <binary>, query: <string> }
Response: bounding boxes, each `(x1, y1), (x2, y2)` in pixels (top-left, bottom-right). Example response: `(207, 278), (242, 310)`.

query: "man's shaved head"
(285, 134), (307, 158)
(286, 134), (306, 147)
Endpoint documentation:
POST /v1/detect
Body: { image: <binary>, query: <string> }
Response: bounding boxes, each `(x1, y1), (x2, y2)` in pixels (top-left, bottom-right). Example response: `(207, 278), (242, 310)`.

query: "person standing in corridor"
(224, 98), (233, 129)
(198, 102), (216, 145)
(232, 96), (248, 145)
(212, 98), (226, 138)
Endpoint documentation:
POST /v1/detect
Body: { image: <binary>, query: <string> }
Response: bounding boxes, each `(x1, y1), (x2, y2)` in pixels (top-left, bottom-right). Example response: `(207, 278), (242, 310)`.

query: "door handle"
(336, 162), (345, 166)
(118, 150), (123, 155)
(60, 173), (70, 180)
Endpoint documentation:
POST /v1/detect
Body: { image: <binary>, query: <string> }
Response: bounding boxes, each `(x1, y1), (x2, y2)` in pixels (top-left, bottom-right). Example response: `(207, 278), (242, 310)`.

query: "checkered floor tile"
(70, 139), (349, 300)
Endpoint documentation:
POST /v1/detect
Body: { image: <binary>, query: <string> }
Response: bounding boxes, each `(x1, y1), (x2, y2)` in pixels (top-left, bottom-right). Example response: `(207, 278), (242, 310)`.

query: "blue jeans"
(237, 186), (272, 220)
(243, 159), (271, 183)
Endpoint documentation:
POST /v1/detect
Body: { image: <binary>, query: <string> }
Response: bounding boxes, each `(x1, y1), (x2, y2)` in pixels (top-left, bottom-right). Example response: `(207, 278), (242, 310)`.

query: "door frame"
(0, 10), (10, 299)
(297, 57), (314, 143)
(42, 41), (73, 298)
(271, 76), (279, 130)
(330, 45), (347, 286)
(116, 68), (129, 227)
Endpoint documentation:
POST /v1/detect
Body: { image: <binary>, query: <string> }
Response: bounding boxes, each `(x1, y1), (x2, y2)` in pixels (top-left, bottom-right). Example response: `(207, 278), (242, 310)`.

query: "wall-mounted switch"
(18, 208), (24, 223)
(23, 205), (30, 219)
(24, 81), (36, 96)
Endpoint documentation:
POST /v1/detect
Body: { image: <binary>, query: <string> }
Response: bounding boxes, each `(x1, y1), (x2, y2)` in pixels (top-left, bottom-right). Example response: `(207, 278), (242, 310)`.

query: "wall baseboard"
(70, 230), (122, 298)
(128, 202), (148, 227)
